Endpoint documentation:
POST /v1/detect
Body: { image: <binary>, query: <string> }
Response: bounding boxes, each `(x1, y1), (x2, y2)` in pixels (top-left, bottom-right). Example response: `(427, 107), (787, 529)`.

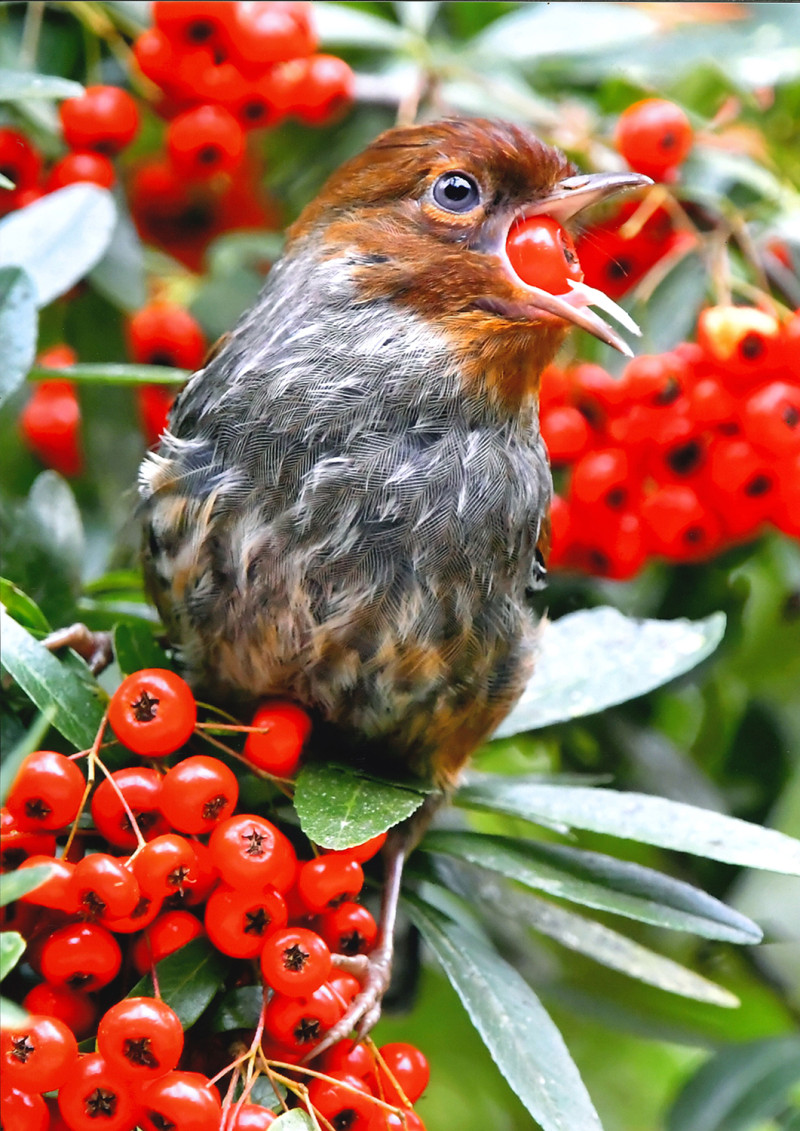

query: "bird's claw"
(43, 624), (113, 675)
(307, 948), (393, 1061)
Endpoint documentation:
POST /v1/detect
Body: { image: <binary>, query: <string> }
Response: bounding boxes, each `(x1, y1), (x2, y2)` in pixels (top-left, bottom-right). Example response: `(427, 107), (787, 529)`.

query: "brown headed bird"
(69, 117), (650, 1052)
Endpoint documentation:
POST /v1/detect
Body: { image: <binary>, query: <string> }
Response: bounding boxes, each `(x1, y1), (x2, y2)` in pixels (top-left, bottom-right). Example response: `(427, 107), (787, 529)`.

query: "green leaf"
(405, 892), (603, 1131)
(667, 1036), (800, 1131)
(0, 578), (50, 633)
(0, 266), (37, 406)
(634, 251), (709, 354)
(294, 763), (430, 850)
(0, 864), (55, 908)
(420, 831), (762, 943)
(128, 937), (227, 1029)
(494, 608), (726, 736)
(0, 184), (116, 307)
(455, 777), (800, 875)
(29, 362), (187, 385)
(0, 609), (107, 749)
(25, 472), (85, 591)
(0, 931), (26, 981)
(312, 2), (409, 48)
(394, 1), (440, 35)
(0, 70), (83, 101)
(113, 622), (171, 677)
(507, 892), (738, 1007)
(470, 2), (656, 62)
(271, 1113), (315, 1131)
(210, 985), (263, 1033)
(0, 996), (28, 1029)
(89, 206), (146, 312)
(0, 710), (54, 805)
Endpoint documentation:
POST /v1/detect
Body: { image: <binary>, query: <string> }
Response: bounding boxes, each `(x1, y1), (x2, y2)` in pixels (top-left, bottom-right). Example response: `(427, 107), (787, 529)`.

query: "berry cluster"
(543, 305), (800, 579)
(130, 1), (354, 268)
(19, 347), (83, 478)
(1, 668), (428, 1131)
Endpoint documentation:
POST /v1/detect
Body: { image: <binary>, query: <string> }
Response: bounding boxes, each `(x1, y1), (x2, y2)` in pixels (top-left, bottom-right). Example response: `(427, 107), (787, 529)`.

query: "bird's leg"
(308, 793), (443, 1060)
(43, 623), (114, 676)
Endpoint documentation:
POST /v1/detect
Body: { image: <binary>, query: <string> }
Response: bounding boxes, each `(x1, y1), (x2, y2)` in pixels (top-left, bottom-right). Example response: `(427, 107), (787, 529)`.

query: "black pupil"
(444, 176), (471, 201)
(434, 172), (478, 212)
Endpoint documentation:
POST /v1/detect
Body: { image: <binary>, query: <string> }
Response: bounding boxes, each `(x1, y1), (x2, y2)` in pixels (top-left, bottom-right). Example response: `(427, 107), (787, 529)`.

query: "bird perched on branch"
(70, 117), (650, 1052)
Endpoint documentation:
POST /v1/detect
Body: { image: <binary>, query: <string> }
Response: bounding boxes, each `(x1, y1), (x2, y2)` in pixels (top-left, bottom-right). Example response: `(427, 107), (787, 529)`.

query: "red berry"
(321, 902), (378, 956)
(208, 813), (282, 886)
(71, 852), (141, 921)
(17, 855), (79, 914)
(742, 381), (800, 457)
(264, 984), (341, 1051)
(294, 54), (355, 124)
(640, 484), (722, 561)
(1, 1013), (78, 1092)
(97, 996), (184, 1080)
(0, 809), (56, 872)
(128, 303), (207, 370)
(108, 668), (197, 757)
(230, 2), (316, 73)
(138, 384), (177, 447)
(368, 1110), (426, 1131)
(160, 755), (239, 835)
(47, 151), (115, 191)
(323, 833), (387, 864)
(260, 926), (332, 996)
(19, 381), (83, 476)
(329, 971), (361, 1008)
(244, 701), (312, 777)
(614, 98), (693, 180)
(540, 404), (591, 464)
(140, 1071), (222, 1131)
(132, 833), (199, 900)
(0, 127), (42, 190)
(307, 1071), (373, 1131)
(22, 983), (97, 1041)
(40, 922), (122, 991)
(373, 1043), (429, 1105)
(506, 215), (583, 295)
(223, 1102), (277, 1129)
(57, 1053), (138, 1131)
(131, 909), (205, 975)
(204, 883), (287, 958)
(153, 1), (234, 50)
(1, 1087), (50, 1131)
(59, 86), (139, 155)
(297, 855), (364, 913)
(7, 751), (85, 832)
(319, 1038), (373, 1078)
(569, 448), (631, 512)
(167, 104), (245, 179)
(696, 305), (781, 388)
(90, 766), (168, 850)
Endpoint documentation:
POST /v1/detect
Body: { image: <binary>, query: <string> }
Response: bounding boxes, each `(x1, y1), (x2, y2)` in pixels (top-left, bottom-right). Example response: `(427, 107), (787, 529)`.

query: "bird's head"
(287, 117), (650, 410)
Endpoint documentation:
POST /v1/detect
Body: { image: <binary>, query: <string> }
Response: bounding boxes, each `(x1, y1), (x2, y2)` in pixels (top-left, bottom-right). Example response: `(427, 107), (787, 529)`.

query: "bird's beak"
(495, 170), (653, 357)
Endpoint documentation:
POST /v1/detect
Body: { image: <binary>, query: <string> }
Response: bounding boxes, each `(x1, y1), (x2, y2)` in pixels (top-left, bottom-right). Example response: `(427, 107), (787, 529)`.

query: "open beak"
(497, 170), (653, 356)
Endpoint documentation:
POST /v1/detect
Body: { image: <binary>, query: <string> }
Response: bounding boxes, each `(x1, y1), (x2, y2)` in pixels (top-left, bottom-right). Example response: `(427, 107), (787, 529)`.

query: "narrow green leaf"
(509, 893), (738, 1007)
(128, 937), (227, 1029)
(312, 2), (409, 48)
(667, 1036), (800, 1131)
(294, 763), (430, 850)
(421, 831), (762, 943)
(405, 892), (603, 1131)
(90, 206), (146, 311)
(29, 362), (187, 385)
(494, 608), (725, 737)
(634, 251), (708, 353)
(0, 266), (37, 405)
(113, 622), (171, 677)
(0, 184), (116, 307)
(455, 777), (800, 876)
(0, 931), (26, 981)
(271, 1112), (315, 1131)
(0, 711), (54, 805)
(0, 996), (28, 1029)
(0, 609), (107, 749)
(0, 864), (55, 908)
(0, 70), (83, 101)
(394, 1), (440, 35)
(210, 985), (263, 1033)
(0, 578), (50, 633)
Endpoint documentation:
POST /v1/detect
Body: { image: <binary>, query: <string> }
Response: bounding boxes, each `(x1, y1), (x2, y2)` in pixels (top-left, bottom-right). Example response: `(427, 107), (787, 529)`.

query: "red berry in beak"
(506, 215), (584, 295)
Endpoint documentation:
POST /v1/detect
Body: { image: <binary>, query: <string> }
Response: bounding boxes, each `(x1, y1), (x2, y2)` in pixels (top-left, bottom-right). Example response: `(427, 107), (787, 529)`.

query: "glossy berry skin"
(19, 380), (82, 477)
(22, 983), (97, 1040)
(108, 668), (196, 757)
(131, 909), (205, 974)
(321, 901), (378, 956)
(17, 854), (79, 913)
(614, 98), (693, 180)
(373, 1043), (430, 1105)
(160, 755), (239, 834)
(7, 751), (85, 832)
(127, 304), (206, 370)
(506, 215), (583, 295)
(90, 766), (168, 850)
(97, 996), (184, 1080)
(368, 1110), (426, 1131)
(208, 813), (281, 885)
(323, 833), (387, 864)
(204, 883), (287, 958)
(167, 105), (246, 180)
(244, 701), (312, 776)
(223, 1102), (277, 1129)
(72, 852), (140, 921)
(132, 832), (198, 900)
(48, 152), (115, 190)
(0, 127), (41, 190)
(264, 984), (342, 1052)
(0, 809), (56, 872)
(40, 922), (122, 991)
(260, 926), (332, 996)
(139, 1071), (222, 1131)
(59, 86), (139, 155)
(295, 54), (355, 125)
(307, 1071), (373, 1131)
(57, 1053), (138, 1131)
(1, 1013), (78, 1092)
(297, 854), (364, 913)
(1, 1086), (50, 1131)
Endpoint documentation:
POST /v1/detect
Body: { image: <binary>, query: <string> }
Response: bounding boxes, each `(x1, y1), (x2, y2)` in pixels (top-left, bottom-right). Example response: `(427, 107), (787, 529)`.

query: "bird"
(63, 116), (650, 1052)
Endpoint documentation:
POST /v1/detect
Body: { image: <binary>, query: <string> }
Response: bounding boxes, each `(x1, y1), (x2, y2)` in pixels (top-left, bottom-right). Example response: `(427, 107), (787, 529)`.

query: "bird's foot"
(44, 624), (113, 675)
(307, 948), (393, 1060)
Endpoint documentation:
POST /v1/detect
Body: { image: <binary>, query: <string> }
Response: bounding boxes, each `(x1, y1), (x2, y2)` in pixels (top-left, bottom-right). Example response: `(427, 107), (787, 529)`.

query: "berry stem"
(94, 755), (148, 852)
(62, 709), (108, 857)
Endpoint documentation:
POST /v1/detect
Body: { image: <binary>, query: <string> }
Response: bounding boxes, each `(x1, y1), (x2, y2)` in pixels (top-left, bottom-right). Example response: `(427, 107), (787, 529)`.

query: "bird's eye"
(431, 171), (481, 213)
